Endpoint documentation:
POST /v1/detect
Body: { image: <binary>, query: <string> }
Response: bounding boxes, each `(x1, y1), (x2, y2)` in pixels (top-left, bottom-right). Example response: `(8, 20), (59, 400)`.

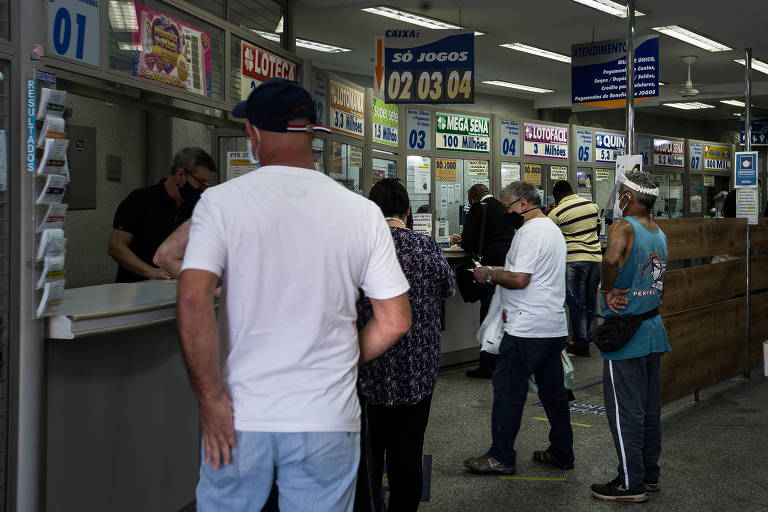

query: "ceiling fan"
(676, 55), (702, 97)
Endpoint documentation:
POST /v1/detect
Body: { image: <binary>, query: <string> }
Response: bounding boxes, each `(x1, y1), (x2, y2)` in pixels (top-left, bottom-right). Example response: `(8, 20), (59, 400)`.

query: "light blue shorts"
(196, 430), (360, 512)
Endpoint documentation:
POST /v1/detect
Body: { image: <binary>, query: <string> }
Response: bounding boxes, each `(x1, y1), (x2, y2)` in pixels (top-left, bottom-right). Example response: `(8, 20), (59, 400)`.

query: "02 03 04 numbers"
(387, 70), (472, 102)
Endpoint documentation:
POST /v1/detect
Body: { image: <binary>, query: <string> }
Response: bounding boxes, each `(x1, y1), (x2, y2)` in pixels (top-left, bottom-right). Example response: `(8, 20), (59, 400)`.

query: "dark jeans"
(478, 285), (498, 370)
(356, 394), (433, 512)
(603, 354), (662, 493)
(565, 261), (601, 348)
(488, 334), (574, 468)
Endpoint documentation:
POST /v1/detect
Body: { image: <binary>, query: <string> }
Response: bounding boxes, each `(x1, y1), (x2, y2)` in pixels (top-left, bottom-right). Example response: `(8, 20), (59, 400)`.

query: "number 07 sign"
(47, 0), (100, 66)
(381, 29), (474, 104)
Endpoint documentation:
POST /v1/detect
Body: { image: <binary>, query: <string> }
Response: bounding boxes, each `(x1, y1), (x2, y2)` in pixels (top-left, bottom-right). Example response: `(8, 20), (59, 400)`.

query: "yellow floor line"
(533, 416), (592, 428)
(499, 476), (567, 482)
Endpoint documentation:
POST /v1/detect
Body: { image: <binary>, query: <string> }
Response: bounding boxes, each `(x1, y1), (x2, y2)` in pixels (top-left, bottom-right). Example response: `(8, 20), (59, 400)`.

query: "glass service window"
(108, 0), (225, 99)
(576, 169), (593, 201)
(312, 138), (324, 173)
(328, 141), (362, 194)
(407, 154), (431, 216)
(594, 169), (614, 214)
(702, 175), (730, 218)
(372, 157), (396, 185)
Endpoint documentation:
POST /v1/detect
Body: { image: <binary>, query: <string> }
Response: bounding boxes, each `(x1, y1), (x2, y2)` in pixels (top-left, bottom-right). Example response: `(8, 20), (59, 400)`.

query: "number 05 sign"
(47, 0), (100, 66)
(383, 30), (474, 104)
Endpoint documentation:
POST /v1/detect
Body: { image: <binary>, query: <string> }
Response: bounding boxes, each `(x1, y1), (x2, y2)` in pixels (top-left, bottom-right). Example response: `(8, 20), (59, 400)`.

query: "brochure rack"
(30, 72), (68, 318)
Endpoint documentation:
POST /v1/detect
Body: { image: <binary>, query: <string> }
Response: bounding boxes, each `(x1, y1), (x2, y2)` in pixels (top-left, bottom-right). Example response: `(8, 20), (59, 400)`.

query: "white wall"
(63, 95), (147, 288)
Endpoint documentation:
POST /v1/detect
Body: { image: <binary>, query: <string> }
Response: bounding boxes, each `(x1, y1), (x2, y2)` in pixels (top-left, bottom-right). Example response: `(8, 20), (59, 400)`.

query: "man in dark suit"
(453, 184), (516, 378)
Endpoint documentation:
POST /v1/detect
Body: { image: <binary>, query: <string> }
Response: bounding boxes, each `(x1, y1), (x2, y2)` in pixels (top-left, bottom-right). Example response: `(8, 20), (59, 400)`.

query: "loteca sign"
(240, 41), (297, 101)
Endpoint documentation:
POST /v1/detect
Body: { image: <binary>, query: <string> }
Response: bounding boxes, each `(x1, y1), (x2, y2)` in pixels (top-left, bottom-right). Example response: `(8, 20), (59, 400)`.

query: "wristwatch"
(486, 267), (494, 284)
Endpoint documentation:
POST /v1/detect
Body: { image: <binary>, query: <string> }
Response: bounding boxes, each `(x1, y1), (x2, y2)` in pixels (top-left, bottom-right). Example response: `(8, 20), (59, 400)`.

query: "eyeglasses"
(502, 197), (522, 210)
(185, 170), (212, 189)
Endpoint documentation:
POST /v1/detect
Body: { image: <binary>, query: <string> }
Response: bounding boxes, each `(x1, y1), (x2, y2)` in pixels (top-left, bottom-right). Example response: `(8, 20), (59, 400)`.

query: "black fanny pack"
(594, 308), (659, 353)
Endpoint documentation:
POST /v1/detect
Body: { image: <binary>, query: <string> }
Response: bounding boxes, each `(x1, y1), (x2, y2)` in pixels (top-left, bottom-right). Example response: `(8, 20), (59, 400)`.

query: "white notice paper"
(36, 255), (66, 289)
(37, 138), (70, 177)
(435, 220), (449, 243)
(37, 228), (67, 260)
(37, 88), (68, 120)
(226, 151), (257, 181)
(37, 115), (66, 148)
(36, 278), (66, 318)
(736, 187), (759, 225)
(412, 213), (433, 237)
(38, 203), (68, 233)
(501, 162), (521, 189)
(414, 164), (430, 193)
(37, 174), (68, 204)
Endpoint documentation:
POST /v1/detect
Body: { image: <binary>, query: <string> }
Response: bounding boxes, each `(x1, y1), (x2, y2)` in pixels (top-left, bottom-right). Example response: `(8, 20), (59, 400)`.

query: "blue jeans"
(566, 261), (601, 348)
(488, 334), (574, 468)
(197, 430), (360, 512)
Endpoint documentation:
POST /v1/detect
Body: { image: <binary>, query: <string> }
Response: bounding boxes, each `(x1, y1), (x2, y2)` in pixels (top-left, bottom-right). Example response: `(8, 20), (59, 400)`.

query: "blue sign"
(571, 35), (659, 107)
(499, 120), (520, 156)
(406, 109), (431, 150)
(740, 117), (768, 146)
(689, 142), (703, 170)
(576, 129), (592, 162)
(26, 80), (36, 174)
(47, 0), (101, 66)
(735, 151), (758, 187)
(384, 30), (474, 104)
(595, 131), (626, 163)
(637, 136), (652, 167)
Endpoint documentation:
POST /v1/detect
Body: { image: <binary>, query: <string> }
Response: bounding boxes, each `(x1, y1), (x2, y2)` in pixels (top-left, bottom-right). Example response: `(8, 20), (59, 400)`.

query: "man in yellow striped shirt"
(547, 181), (601, 357)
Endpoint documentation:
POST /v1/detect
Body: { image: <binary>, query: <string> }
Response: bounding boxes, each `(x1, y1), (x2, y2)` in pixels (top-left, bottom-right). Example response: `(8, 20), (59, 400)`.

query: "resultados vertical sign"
(523, 123), (568, 159)
(330, 81), (365, 139)
(241, 41), (297, 101)
(372, 98), (398, 147)
(435, 113), (489, 153)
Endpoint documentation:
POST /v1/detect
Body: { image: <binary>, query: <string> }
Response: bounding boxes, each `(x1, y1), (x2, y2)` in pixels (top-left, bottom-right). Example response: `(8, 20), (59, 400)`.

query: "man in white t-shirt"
(463, 181), (574, 475)
(176, 78), (411, 512)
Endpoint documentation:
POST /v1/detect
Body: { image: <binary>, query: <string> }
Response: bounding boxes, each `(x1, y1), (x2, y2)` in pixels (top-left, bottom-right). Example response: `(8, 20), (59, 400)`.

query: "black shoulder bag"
(594, 308), (659, 352)
(456, 204), (490, 303)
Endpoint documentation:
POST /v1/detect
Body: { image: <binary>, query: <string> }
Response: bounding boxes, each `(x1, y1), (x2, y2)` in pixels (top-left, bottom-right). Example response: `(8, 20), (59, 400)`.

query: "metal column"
(625, 0), (636, 155)
(744, 48), (752, 378)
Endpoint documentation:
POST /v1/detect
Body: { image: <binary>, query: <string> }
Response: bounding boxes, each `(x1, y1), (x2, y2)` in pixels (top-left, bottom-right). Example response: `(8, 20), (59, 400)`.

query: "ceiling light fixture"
(118, 43), (143, 51)
(651, 26), (731, 52)
(571, 0), (645, 18)
(734, 58), (768, 76)
(361, 6), (484, 35)
(499, 42), (571, 63)
(108, 1), (138, 31)
(253, 30), (351, 53)
(482, 80), (554, 94)
(663, 102), (715, 110)
(720, 100), (746, 107)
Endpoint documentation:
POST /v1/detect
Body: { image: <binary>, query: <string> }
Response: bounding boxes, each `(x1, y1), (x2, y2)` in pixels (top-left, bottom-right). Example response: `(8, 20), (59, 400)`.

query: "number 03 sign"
(47, 0), (100, 66)
(383, 30), (474, 104)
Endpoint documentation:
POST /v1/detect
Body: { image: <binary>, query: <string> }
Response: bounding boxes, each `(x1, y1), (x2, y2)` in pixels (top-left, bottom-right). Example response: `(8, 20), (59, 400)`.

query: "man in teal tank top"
(591, 172), (671, 503)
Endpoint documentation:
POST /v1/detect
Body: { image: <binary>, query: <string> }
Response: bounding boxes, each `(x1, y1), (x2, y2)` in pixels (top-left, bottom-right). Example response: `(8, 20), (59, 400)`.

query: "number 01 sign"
(47, 0), (100, 66)
(383, 30), (474, 104)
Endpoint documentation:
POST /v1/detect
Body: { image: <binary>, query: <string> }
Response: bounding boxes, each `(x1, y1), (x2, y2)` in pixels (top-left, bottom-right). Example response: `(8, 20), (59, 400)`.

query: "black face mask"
(506, 211), (524, 230)
(506, 207), (539, 230)
(179, 182), (202, 205)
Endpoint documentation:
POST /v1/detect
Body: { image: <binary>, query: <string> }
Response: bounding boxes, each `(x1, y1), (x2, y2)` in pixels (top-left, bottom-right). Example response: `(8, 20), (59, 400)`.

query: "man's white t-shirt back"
(181, 165), (409, 432)
(500, 216), (568, 338)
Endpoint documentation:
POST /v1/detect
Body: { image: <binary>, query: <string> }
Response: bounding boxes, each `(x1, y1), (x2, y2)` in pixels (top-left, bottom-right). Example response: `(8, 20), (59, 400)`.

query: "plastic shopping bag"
(476, 286), (503, 354)
(528, 350), (575, 393)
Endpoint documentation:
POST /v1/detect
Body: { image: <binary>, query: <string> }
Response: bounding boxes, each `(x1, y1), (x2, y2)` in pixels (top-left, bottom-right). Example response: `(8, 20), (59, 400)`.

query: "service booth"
(685, 139), (734, 218)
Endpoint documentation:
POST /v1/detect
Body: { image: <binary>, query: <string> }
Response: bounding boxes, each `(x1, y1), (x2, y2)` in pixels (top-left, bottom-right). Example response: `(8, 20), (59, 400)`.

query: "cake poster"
(132, 2), (212, 97)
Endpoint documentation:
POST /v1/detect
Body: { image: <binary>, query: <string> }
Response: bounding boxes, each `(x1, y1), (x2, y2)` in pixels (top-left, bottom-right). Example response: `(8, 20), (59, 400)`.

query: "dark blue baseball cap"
(233, 77), (330, 134)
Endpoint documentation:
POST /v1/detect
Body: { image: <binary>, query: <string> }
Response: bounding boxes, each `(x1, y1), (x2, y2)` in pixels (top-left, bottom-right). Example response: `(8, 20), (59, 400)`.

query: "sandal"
(532, 449), (575, 470)
(463, 454), (516, 475)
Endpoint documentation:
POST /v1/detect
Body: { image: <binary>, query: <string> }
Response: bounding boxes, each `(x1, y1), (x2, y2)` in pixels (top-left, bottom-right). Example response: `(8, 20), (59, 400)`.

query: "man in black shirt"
(452, 184), (516, 378)
(109, 147), (217, 282)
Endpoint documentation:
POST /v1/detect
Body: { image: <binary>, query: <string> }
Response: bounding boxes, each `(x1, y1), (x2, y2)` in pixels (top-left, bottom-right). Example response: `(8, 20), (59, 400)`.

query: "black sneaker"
(591, 477), (648, 503)
(644, 481), (661, 492)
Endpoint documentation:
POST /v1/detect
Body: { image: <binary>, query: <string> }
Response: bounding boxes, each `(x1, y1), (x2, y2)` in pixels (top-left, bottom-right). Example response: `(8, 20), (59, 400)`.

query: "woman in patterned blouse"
(356, 179), (456, 512)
